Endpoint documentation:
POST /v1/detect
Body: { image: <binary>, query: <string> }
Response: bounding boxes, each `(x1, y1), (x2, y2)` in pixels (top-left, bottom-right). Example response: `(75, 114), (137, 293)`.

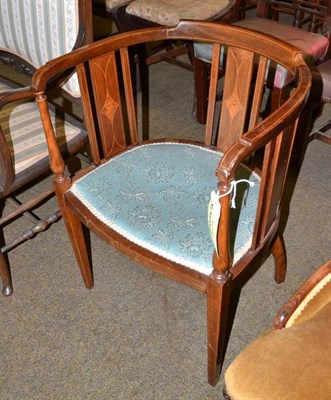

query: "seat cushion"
(126, 0), (230, 26)
(70, 142), (260, 275)
(0, 82), (83, 175)
(225, 301), (331, 400)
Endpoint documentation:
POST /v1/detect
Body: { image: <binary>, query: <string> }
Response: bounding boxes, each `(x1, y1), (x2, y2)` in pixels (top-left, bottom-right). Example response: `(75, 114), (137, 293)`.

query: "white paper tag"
(208, 190), (221, 256)
(207, 180), (255, 258)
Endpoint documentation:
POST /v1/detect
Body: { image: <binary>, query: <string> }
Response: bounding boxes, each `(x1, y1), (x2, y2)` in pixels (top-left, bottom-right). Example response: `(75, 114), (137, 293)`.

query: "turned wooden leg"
(0, 250), (13, 296)
(271, 234), (287, 284)
(207, 277), (231, 386)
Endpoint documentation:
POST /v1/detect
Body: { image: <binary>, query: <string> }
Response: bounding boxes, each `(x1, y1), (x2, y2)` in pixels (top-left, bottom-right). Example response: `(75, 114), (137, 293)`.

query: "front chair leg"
(207, 276), (231, 386)
(63, 203), (94, 289)
(271, 234), (287, 284)
(0, 250), (13, 296)
(53, 177), (94, 289)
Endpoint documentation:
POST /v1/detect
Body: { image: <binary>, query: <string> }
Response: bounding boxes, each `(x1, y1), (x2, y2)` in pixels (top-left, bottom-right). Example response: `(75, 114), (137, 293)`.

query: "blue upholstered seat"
(70, 143), (260, 275)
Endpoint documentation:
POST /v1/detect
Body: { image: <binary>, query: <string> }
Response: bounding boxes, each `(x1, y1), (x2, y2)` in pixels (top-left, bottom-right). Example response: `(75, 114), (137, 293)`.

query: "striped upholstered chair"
(0, 0), (93, 296)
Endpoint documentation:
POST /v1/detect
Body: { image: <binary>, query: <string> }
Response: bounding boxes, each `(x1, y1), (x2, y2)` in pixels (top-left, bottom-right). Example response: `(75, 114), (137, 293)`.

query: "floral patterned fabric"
(70, 143), (260, 275)
(0, 0), (80, 96)
(0, 82), (83, 175)
(126, 0), (230, 26)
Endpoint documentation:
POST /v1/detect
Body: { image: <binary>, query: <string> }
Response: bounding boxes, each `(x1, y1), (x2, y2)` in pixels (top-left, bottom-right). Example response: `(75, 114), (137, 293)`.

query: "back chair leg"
(194, 58), (209, 125)
(0, 250), (13, 296)
(207, 277), (231, 386)
(0, 200), (13, 296)
(271, 234), (287, 284)
(290, 94), (318, 169)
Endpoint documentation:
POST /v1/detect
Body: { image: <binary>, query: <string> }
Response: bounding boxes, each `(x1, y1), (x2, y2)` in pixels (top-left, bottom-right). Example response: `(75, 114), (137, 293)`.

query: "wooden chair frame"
(33, 21), (310, 385)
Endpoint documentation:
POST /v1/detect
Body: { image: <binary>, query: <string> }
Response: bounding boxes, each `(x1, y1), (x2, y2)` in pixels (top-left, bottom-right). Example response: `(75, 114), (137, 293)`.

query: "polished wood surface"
(274, 260), (331, 329)
(34, 20), (310, 385)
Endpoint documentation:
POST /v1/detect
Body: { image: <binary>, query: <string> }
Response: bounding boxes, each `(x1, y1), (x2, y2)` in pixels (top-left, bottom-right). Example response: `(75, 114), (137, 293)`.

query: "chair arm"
(274, 260), (331, 329)
(216, 50), (311, 183)
(0, 86), (35, 109)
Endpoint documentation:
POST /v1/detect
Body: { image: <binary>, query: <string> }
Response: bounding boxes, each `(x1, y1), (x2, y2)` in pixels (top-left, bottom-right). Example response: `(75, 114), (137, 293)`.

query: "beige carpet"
(0, 37), (330, 400)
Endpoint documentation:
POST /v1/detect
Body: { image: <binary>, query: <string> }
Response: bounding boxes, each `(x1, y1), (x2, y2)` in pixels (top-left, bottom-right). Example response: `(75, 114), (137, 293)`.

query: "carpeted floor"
(0, 32), (330, 400)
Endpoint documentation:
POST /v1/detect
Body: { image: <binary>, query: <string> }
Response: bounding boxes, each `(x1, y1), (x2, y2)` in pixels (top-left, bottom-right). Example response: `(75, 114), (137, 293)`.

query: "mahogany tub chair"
(194, 0), (330, 133)
(0, 0), (93, 296)
(33, 21), (310, 385)
(224, 260), (331, 399)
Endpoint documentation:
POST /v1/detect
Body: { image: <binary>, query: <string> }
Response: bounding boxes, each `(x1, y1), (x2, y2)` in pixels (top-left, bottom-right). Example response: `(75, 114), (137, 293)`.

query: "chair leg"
(0, 250), (13, 296)
(194, 57), (209, 125)
(290, 95), (318, 169)
(0, 200), (13, 296)
(271, 234), (287, 284)
(62, 203), (94, 289)
(269, 84), (316, 169)
(52, 173), (93, 289)
(207, 277), (231, 386)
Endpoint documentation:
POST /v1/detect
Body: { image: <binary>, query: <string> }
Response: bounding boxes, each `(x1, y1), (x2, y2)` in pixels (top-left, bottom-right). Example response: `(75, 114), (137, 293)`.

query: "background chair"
(92, 0), (133, 35)
(193, 0), (330, 137)
(308, 59), (331, 144)
(0, 0), (93, 296)
(125, 0), (240, 115)
(224, 259), (331, 400)
(33, 20), (310, 385)
(239, 0), (257, 19)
